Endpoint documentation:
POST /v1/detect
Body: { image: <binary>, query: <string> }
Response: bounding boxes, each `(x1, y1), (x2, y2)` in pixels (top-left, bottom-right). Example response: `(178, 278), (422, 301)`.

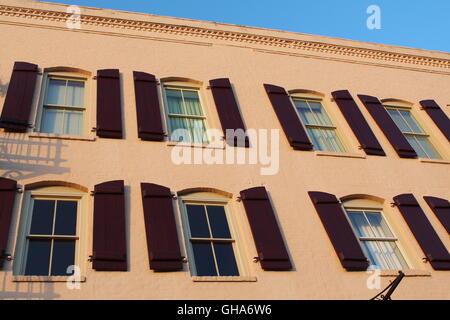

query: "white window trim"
(177, 192), (252, 280)
(13, 187), (88, 280)
(34, 71), (91, 139)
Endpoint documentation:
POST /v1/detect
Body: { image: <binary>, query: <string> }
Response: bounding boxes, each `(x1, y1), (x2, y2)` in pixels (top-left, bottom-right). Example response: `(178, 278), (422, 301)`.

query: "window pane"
(309, 101), (332, 126)
(307, 128), (327, 151)
(347, 211), (374, 238)
(183, 90), (203, 116)
(366, 212), (394, 238)
(54, 201), (77, 236)
(213, 243), (239, 276)
(405, 136), (428, 158)
(387, 109), (409, 133)
(206, 206), (231, 239)
(186, 205), (210, 238)
(321, 129), (345, 152)
(376, 241), (408, 270)
(415, 136), (440, 159)
(64, 110), (83, 135)
(25, 239), (51, 275)
(294, 100), (315, 125)
(186, 118), (208, 144)
(399, 110), (424, 134)
(362, 241), (390, 270)
(169, 116), (189, 142)
(166, 89), (183, 114)
(45, 79), (66, 105)
(30, 200), (55, 235)
(66, 81), (84, 107)
(192, 242), (217, 276)
(50, 240), (76, 276)
(41, 108), (64, 134)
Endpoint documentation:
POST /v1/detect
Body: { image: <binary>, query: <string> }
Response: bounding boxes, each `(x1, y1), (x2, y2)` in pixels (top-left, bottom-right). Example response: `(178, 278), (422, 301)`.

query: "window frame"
(13, 187), (87, 277)
(35, 71), (90, 137)
(290, 93), (347, 153)
(161, 81), (211, 144)
(178, 192), (249, 278)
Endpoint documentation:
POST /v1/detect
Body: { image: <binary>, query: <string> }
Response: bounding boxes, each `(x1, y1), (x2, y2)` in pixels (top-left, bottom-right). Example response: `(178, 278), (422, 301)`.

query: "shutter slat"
(0, 62), (38, 132)
(393, 194), (450, 270)
(209, 78), (249, 147)
(358, 95), (417, 158)
(133, 71), (165, 141)
(96, 69), (123, 139)
(332, 90), (385, 156)
(92, 180), (127, 271)
(140, 183), (183, 271)
(419, 100), (450, 142)
(423, 196), (450, 235)
(308, 191), (369, 271)
(264, 84), (313, 150)
(0, 178), (17, 269)
(240, 187), (292, 270)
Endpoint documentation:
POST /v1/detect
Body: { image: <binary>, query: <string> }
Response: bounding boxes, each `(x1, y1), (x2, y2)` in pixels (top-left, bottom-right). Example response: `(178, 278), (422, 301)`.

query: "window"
(179, 194), (243, 277)
(345, 209), (408, 270)
(39, 75), (86, 136)
(15, 187), (84, 277)
(385, 106), (440, 159)
(293, 98), (345, 152)
(163, 85), (208, 144)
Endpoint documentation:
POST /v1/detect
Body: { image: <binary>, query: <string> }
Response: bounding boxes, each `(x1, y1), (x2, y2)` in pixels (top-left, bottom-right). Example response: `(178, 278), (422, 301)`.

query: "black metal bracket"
(370, 270), (405, 300)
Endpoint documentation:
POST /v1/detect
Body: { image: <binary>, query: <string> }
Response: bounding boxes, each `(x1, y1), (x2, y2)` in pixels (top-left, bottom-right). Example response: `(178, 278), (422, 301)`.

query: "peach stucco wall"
(0, 0), (449, 299)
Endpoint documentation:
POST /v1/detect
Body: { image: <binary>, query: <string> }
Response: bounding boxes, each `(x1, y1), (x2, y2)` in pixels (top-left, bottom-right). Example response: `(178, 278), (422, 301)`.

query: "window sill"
(166, 141), (225, 150)
(28, 133), (96, 142)
(379, 269), (431, 277)
(314, 151), (366, 159)
(12, 276), (87, 282)
(192, 276), (257, 282)
(419, 158), (450, 165)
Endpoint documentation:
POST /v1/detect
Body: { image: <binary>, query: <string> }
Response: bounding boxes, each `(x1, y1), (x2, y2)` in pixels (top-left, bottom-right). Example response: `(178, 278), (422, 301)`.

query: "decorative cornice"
(1, 4), (450, 70)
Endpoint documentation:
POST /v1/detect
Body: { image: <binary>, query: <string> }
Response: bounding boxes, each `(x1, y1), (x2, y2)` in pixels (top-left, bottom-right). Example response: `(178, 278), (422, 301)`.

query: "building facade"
(0, 0), (449, 299)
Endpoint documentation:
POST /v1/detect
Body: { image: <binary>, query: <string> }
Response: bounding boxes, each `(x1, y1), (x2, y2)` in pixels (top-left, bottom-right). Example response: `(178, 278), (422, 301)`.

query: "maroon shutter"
(0, 62), (38, 132)
(263, 84), (313, 151)
(92, 180), (127, 271)
(308, 191), (369, 271)
(96, 69), (123, 139)
(133, 72), (165, 141)
(0, 178), (17, 268)
(393, 194), (450, 270)
(140, 183), (183, 271)
(419, 100), (450, 142)
(209, 78), (249, 147)
(332, 90), (385, 156)
(358, 94), (417, 158)
(423, 196), (450, 235)
(240, 187), (292, 270)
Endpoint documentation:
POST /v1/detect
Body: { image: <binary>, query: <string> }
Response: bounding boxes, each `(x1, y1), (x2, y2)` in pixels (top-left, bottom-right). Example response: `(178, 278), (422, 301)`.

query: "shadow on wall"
(0, 271), (60, 300)
(0, 132), (70, 180)
(0, 81), (7, 98)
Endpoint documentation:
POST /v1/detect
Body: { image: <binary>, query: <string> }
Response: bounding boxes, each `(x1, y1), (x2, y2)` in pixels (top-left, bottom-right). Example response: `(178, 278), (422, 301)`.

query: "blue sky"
(41, 0), (450, 52)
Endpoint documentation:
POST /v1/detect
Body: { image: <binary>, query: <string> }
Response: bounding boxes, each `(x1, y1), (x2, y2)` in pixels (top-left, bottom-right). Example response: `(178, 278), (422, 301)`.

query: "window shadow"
(0, 270), (60, 300)
(0, 80), (7, 98)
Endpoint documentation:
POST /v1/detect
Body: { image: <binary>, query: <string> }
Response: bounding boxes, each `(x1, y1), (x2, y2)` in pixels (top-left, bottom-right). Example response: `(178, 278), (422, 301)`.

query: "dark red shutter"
(0, 178), (17, 269)
(0, 62), (38, 132)
(419, 100), (450, 142)
(423, 196), (450, 235)
(240, 187), (292, 270)
(96, 69), (123, 139)
(308, 191), (369, 271)
(92, 180), (127, 271)
(140, 183), (183, 271)
(332, 90), (385, 156)
(209, 78), (249, 147)
(393, 194), (450, 270)
(263, 84), (313, 151)
(358, 95), (417, 158)
(133, 72), (165, 141)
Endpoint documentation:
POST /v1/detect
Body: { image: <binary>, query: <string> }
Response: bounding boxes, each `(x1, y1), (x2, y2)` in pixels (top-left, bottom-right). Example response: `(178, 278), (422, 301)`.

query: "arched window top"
(177, 187), (232, 199)
(44, 66), (91, 78)
(381, 98), (414, 108)
(288, 89), (325, 99)
(341, 194), (385, 209)
(161, 77), (203, 88)
(25, 181), (88, 193)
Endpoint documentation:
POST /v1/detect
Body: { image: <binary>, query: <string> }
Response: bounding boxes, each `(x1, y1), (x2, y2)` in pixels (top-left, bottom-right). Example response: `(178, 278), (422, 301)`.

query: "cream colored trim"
(380, 270), (431, 277)
(0, 4), (449, 72)
(13, 275), (87, 282)
(28, 133), (96, 141)
(191, 276), (257, 282)
(314, 151), (366, 159)
(419, 158), (450, 165)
